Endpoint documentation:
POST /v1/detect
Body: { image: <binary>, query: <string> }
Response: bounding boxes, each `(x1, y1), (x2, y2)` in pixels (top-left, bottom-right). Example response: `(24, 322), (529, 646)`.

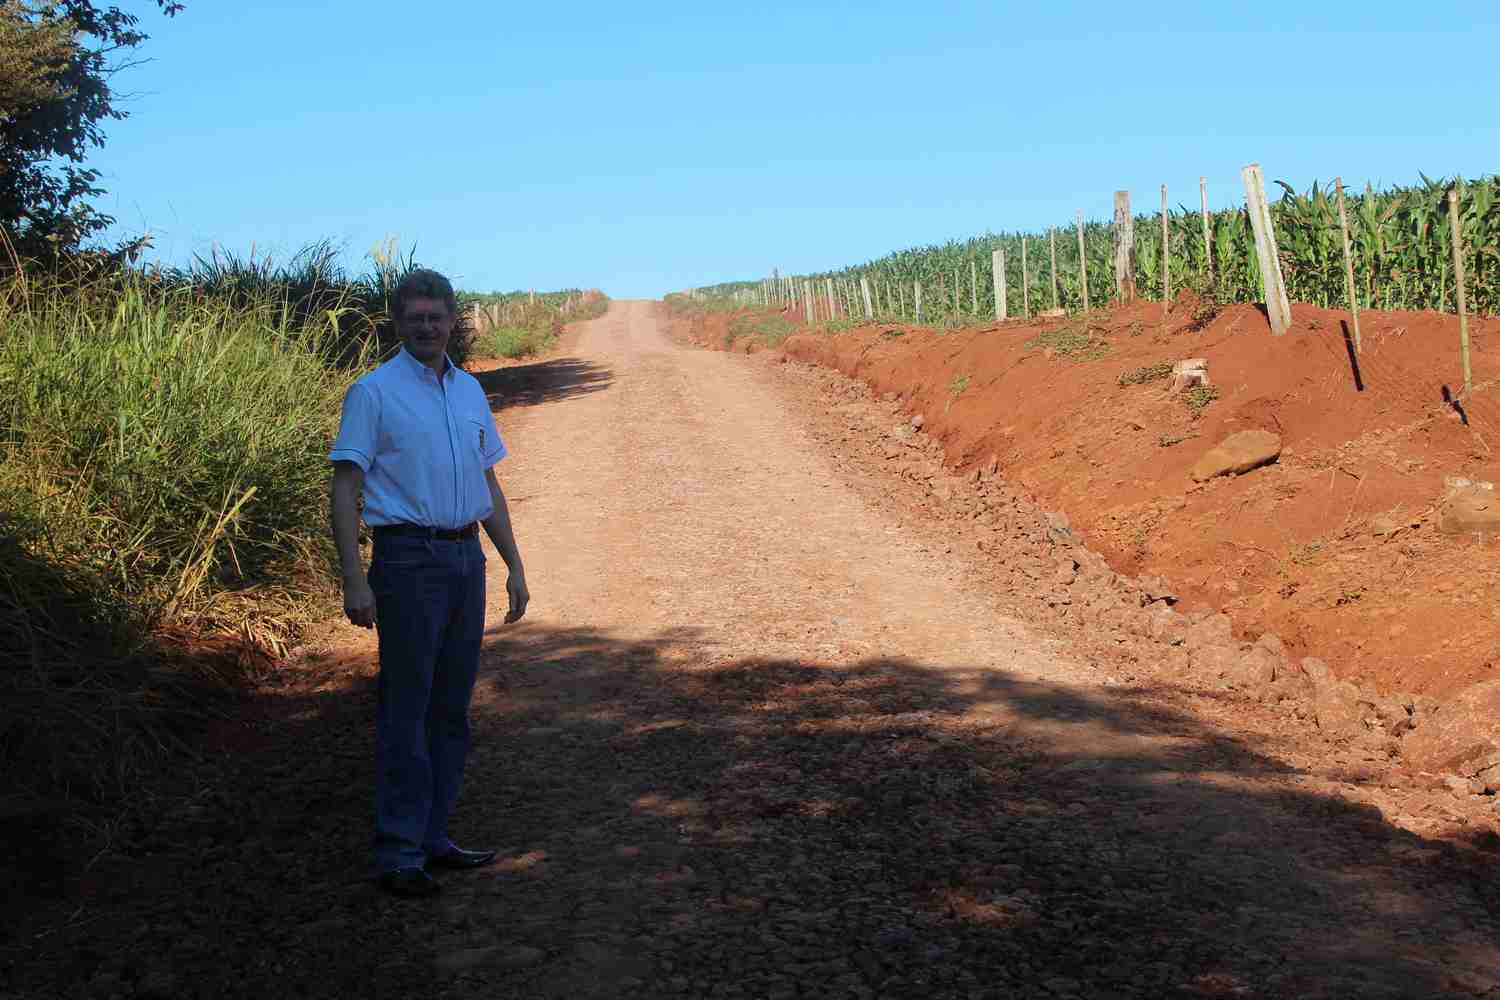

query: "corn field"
(704, 174), (1499, 323)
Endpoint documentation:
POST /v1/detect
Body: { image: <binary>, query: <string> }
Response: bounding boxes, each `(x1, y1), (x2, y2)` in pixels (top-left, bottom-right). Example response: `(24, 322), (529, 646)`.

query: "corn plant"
(706, 172), (1499, 321)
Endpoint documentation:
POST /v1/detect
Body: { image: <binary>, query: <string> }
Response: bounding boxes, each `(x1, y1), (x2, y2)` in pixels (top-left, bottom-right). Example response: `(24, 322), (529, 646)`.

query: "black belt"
(372, 522), (477, 541)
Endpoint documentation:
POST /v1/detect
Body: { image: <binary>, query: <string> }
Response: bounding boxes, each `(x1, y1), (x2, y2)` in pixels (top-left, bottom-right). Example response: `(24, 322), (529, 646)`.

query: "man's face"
(397, 296), (454, 365)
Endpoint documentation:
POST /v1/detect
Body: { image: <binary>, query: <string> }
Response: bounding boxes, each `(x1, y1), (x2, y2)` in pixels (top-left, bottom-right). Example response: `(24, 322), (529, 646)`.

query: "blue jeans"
(368, 532), (486, 874)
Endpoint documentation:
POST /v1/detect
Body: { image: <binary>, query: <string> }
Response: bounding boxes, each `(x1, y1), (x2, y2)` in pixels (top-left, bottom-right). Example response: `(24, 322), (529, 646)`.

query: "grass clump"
(949, 374), (971, 396)
(729, 313), (796, 346)
(1118, 361), (1173, 386)
(1026, 323), (1111, 361)
(1182, 384), (1222, 413)
(476, 323), (556, 359)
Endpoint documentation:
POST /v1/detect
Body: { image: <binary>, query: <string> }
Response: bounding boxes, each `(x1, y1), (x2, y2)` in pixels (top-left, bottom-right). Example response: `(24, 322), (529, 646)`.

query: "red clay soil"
(679, 298), (1500, 702)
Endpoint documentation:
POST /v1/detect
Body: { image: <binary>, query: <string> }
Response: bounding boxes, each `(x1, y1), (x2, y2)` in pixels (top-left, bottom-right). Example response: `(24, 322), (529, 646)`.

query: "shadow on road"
(8, 623), (1499, 999)
(473, 357), (613, 412)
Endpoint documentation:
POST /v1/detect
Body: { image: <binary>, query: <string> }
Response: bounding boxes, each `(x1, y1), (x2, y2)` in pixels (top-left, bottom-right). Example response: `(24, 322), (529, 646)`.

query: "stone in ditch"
(1189, 430), (1283, 482)
(1167, 358), (1210, 395)
(1237, 644), (1281, 686)
(1438, 482), (1500, 535)
(1401, 679), (1500, 776)
(1312, 678), (1365, 737)
(910, 414), (925, 430)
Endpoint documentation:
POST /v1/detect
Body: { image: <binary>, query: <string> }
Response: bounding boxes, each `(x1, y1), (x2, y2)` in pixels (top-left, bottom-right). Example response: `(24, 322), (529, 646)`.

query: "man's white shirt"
(329, 348), (506, 529)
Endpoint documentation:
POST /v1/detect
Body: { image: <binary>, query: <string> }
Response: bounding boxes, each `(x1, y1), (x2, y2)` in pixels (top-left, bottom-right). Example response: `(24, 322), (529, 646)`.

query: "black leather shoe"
(379, 866), (441, 897)
(424, 846), (497, 871)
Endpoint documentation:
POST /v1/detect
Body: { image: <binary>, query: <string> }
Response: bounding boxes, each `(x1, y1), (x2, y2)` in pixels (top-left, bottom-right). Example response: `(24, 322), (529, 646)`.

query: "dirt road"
(9, 301), (1499, 999)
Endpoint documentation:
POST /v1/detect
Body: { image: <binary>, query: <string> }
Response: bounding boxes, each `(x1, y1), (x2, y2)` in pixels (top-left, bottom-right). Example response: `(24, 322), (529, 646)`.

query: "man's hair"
(392, 268), (457, 320)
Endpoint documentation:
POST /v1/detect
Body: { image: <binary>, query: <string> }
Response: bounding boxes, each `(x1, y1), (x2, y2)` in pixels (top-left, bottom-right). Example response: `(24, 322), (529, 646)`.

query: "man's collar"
(397, 346), (456, 381)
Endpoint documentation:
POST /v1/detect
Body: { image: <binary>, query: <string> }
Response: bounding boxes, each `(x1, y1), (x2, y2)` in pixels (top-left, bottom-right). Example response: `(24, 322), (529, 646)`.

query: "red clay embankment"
(678, 297), (1500, 702)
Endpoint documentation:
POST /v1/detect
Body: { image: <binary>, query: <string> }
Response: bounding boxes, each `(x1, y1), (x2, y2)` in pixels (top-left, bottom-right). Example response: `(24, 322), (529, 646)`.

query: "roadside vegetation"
(0, 244), (600, 829)
(694, 173), (1499, 325)
(463, 289), (609, 360)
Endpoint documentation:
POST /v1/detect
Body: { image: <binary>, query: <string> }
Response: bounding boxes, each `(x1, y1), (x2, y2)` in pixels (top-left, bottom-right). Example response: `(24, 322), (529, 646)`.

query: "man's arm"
(331, 460), (375, 628)
(480, 467), (529, 624)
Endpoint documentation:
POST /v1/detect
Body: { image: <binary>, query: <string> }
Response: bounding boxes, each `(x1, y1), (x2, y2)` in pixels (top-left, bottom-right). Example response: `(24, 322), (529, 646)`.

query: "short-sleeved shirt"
(328, 348), (506, 530)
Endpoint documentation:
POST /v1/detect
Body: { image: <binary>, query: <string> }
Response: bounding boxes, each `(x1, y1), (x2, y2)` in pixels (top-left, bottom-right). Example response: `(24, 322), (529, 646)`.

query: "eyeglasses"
(401, 312), (450, 327)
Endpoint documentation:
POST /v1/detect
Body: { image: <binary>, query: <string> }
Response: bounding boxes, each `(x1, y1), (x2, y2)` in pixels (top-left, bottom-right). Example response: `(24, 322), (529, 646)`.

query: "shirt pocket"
(464, 417), (490, 458)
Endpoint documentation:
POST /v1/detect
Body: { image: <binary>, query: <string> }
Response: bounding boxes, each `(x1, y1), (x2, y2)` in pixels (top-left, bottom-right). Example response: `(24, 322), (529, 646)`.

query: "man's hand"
(504, 570), (530, 624)
(344, 575), (376, 629)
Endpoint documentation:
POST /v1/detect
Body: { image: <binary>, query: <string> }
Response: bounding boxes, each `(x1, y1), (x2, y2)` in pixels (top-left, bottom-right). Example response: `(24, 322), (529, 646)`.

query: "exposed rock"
(1299, 657), (1333, 686)
(1190, 430), (1283, 482)
(1167, 358), (1210, 395)
(1254, 633), (1286, 658)
(1136, 574), (1178, 605)
(1437, 481), (1500, 535)
(1401, 679), (1500, 776)
(1053, 557), (1078, 586)
(1237, 644), (1282, 686)
(1147, 604), (1187, 645)
(1358, 691), (1411, 734)
(910, 413), (925, 430)
(1190, 643), (1244, 684)
(1264, 671), (1313, 704)
(1183, 613), (1232, 652)
(1312, 679), (1365, 737)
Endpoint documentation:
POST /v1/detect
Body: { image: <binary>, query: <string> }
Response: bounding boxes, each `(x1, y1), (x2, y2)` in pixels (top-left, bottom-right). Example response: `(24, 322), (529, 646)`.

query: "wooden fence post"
(1049, 227), (1059, 309)
(1113, 190), (1136, 302)
(860, 276), (873, 318)
(1449, 188), (1472, 395)
(804, 281), (814, 323)
(1241, 163), (1292, 335)
(992, 248), (1006, 321)
(1021, 237), (1030, 318)
(1335, 177), (1361, 355)
(1161, 184), (1170, 318)
(952, 268), (959, 314)
(914, 280), (923, 323)
(826, 277), (836, 319)
(1200, 177), (1212, 283)
(970, 259), (978, 313)
(899, 282), (907, 317)
(1076, 211), (1090, 313)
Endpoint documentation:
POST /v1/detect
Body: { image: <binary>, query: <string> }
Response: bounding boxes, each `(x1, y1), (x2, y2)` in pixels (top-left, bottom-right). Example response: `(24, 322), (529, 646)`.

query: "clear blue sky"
(96, 1), (1499, 298)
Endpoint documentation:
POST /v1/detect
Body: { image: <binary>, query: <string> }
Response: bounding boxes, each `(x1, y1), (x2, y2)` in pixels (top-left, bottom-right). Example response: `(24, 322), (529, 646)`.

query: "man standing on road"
(328, 269), (530, 898)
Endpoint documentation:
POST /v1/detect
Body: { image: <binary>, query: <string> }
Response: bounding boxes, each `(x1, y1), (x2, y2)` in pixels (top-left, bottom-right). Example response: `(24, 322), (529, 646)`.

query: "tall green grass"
(0, 262), (364, 809)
